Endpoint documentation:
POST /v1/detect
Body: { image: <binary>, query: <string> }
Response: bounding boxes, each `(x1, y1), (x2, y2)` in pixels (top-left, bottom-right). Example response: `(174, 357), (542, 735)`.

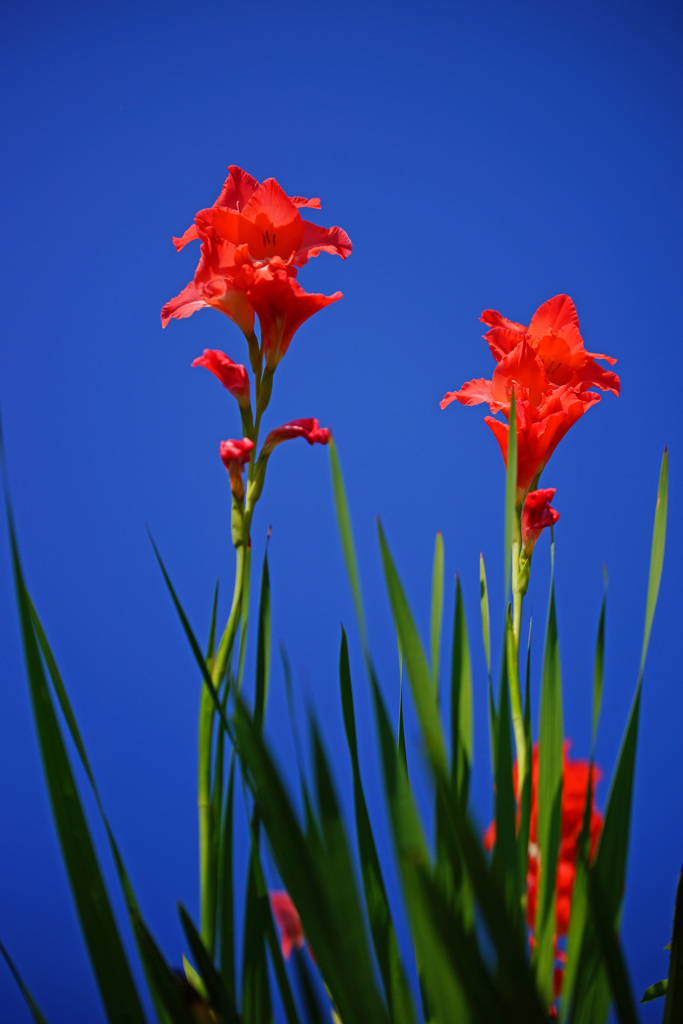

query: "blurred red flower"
(441, 296), (619, 499)
(521, 488), (560, 556)
(192, 350), (250, 408)
(270, 891), (305, 960)
(484, 742), (603, 940)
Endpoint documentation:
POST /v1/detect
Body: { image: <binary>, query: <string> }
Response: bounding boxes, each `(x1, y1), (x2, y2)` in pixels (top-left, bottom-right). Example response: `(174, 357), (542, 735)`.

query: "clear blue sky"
(1, 1), (681, 1020)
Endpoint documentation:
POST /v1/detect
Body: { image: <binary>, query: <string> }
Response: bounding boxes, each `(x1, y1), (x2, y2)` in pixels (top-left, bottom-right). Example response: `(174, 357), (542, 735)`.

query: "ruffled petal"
(295, 221), (353, 264)
(528, 294), (579, 336)
(161, 280), (207, 326)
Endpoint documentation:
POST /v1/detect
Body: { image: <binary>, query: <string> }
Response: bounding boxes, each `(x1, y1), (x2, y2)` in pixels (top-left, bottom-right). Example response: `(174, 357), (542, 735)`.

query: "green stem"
(199, 542), (245, 953)
(509, 519), (527, 798)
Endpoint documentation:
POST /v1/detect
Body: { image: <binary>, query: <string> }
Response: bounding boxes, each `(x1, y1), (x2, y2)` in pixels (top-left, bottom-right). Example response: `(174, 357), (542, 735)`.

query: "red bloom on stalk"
(219, 437), (254, 501)
(521, 488), (560, 556)
(441, 296), (619, 500)
(162, 167), (350, 366)
(246, 263), (342, 370)
(270, 891), (305, 960)
(261, 418), (331, 457)
(192, 350), (250, 407)
(484, 743), (603, 997)
(172, 165), (351, 267)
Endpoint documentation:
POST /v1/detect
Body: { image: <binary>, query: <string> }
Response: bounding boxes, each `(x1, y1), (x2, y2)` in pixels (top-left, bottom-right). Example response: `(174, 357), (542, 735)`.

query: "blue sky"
(1, 1), (681, 1020)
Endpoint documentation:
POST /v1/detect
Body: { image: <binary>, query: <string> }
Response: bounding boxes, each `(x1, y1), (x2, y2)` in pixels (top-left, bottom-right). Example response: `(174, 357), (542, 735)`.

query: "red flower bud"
(192, 350), (250, 408)
(219, 438), (254, 502)
(521, 488), (560, 556)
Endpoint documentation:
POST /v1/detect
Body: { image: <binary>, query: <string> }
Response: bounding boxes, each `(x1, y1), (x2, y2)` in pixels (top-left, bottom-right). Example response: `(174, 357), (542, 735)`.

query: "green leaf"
(254, 550), (271, 735)
(178, 905), (231, 1018)
(3, 488), (147, 1024)
(479, 552), (492, 678)
(450, 576), (473, 809)
(587, 870), (640, 1024)
(338, 631), (416, 1024)
(492, 622), (522, 926)
(664, 867), (683, 1024)
(641, 447), (668, 677)
(241, 822), (273, 1024)
(430, 532), (445, 694)
(0, 939), (50, 1024)
(504, 390), (518, 599)
(533, 583), (563, 1002)
(233, 702), (389, 1024)
(378, 521), (448, 776)
(218, 756), (237, 1010)
(642, 979), (668, 1003)
(329, 438), (367, 650)
(150, 534), (234, 741)
(592, 577), (607, 753)
(130, 913), (197, 1024)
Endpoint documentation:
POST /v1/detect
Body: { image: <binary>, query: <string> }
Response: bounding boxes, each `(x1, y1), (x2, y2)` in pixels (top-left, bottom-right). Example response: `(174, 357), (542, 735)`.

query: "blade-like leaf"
(642, 979), (668, 1003)
(254, 550), (271, 735)
(150, 535), (233, 741)
(533, 583), (563, 1002)
(504, 390), (518, 599)
(640, 448), (668, 677)
(0, 939), (50, 1024)
(329, 438), (367, 650)
(218, 756), (236, 1009)
(479, 552), (492, 678)
(492, 624), (522, 927)
(4, 492), (147, 1024)
(592, 577), (607, 753)
(339, 630), (416, 1024)
(451, 576), (473, 809)
(233, 702), (390, 1024)
(378, 521), (448, 776)
(178, 905), (231, 1018)
(430, 531), (445, 693)
(587, 870), (640, 1024)
(664, 867), (683, 1024)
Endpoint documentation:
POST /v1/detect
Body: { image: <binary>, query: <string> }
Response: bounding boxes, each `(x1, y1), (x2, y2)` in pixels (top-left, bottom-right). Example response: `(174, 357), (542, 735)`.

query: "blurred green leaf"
(0, 939), (50, 1024)
(339, 631), (416, 1024)
(534, 583), (563, 1002)
(504, 391), (518, 598)
(587, 870), (640, 1024)
(378, 521), (448, 776)
(254, 550), (271, 735)
(492, 617), (522, 927)
(234, 702), (389, 1024)
(178, 905), (230, 1017)
(218, 755), (237, 1011)
(479, 552), (492, 678)
(664, 867), (683, 1024)
(640, 448), (668, 677)
(592, 580), (607, 751)
(451, 577), (473, 809)
(430, 532), (445, 694)
(329, 438), (367, 650)
(4, 489), (147, 1024)
(642, 979), (668, 1003)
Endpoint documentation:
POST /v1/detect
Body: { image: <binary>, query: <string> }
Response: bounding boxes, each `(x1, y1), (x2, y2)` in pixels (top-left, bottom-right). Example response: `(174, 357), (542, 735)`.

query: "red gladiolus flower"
(441, 296), (619, 500)
(192, 350), (250, 408)
(521, 488), (560, 556)
(172, 165), (350, 268)
(261, 418), (331, 457)
(270, 891), (305, 960)
(484, 743), (603, 943)
(219, 437), (254, 502)
(161, 225), (256, 335)
(245, 263), (342, 370)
